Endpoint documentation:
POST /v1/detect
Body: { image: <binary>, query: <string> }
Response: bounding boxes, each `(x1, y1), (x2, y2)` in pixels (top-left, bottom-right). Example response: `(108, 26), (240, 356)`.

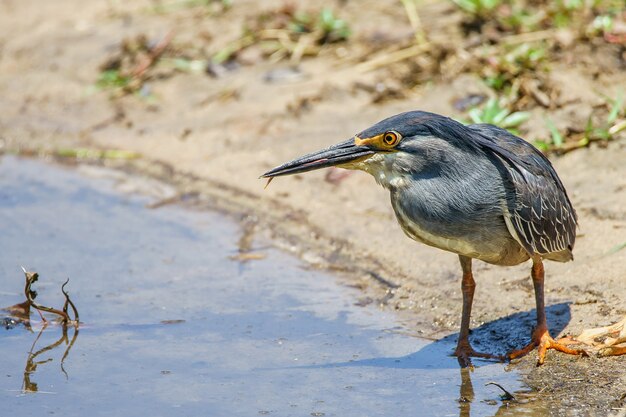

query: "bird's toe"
(454, 343), (504, 368)
(509, 326), (588, 365)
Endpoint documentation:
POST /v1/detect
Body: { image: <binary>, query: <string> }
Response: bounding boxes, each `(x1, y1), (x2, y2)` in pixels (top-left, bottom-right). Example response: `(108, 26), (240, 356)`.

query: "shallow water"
(0, 156), (535, 416)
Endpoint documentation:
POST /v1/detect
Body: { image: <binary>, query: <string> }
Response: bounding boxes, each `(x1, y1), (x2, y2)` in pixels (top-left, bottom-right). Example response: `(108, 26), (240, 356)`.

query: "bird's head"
(261, 111), (468, 188)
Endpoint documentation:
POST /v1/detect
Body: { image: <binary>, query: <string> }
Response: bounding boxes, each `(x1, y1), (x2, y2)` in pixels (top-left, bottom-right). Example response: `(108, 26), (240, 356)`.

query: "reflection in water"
(458, 368), (474, 417)
(457, 366), (540, 417)
(291, 318), (550, 417)
(22, 323), (79, 393)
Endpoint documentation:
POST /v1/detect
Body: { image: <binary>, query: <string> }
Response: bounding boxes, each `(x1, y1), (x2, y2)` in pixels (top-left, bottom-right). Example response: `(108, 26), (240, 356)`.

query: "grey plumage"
(468, 123), (577, 261)
(262, 110), (577, 266)
(350, 111), (576, 266)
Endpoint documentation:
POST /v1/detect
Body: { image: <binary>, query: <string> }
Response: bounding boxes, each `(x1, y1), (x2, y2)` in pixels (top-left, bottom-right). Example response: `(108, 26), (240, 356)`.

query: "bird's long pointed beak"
(261, 138), (375, 178)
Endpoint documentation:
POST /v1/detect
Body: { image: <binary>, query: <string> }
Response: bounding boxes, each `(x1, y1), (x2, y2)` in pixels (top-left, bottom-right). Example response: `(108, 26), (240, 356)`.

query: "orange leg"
(508, 257), (588, 365)
(455, 256), (504, 368)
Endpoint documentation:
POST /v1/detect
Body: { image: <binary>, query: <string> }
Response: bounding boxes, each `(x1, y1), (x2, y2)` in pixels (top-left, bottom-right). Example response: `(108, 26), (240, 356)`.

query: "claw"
(509, 326), (588, 365)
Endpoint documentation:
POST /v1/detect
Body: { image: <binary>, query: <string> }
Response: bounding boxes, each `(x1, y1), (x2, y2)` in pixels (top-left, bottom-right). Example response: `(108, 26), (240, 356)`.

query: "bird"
(261, 110), (588, 367)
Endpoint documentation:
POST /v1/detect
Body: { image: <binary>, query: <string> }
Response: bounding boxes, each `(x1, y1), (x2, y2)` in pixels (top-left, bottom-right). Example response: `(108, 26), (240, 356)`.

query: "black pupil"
(385, 134), (394, 143)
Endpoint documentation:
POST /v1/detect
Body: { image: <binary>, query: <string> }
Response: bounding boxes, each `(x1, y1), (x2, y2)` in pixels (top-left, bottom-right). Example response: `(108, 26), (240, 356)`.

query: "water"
(0, 156), (533, 416)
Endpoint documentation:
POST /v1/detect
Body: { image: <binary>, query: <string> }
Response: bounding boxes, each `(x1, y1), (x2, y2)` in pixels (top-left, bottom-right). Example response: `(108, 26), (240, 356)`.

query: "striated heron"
(262, 111), (588, 367)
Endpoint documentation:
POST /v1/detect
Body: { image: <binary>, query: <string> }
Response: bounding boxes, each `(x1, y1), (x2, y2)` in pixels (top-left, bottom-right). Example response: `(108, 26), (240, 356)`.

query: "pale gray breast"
(388, 158), (529, 266)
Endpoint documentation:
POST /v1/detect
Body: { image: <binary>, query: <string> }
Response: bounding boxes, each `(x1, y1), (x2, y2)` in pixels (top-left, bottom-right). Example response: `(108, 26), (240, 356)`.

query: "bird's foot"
(455, 342), (504, 368)
(508, 326), (588, 365)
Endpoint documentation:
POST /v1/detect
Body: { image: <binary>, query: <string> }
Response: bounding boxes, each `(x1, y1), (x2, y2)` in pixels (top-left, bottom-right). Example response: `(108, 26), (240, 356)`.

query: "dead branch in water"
(8, 267), (81, 326)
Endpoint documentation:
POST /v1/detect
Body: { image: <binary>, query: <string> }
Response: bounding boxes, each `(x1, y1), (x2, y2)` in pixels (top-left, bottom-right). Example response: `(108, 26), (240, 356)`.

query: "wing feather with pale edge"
(467, 124), (577, 257)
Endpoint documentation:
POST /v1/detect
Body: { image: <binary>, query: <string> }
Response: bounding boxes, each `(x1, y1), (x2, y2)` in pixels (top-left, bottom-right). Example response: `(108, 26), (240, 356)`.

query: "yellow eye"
(382, 131), (400, 146)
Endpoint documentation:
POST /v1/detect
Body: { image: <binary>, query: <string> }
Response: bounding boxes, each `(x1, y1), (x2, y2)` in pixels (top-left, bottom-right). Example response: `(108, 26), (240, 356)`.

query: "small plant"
(451, 0), (501, 17)
(551, 0), (586, 27)
(534, 94), (625, 152)
(534, 118), (564, 152)
(214, 6), (351, 64)
(584, 93), (626, 141)
(286, 8), (351, 43)
(587, 13), (614, 37)
(481, 42), (548, 92)
(95, 32), (173, 96)
(467, 98), (530, 132)
(316, 8), (351, 44)
(96, 69), (132, 90)
(498, 5), (544, 32)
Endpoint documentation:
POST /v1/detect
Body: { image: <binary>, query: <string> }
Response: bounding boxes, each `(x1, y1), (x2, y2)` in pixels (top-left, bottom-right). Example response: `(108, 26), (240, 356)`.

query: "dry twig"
(132, 30), (175, 80)
(355, 43), (431, 73)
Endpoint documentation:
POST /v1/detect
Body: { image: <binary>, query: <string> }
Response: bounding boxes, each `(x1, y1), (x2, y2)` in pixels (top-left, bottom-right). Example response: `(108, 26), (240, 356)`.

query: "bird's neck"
(349, 153), (405, 190)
